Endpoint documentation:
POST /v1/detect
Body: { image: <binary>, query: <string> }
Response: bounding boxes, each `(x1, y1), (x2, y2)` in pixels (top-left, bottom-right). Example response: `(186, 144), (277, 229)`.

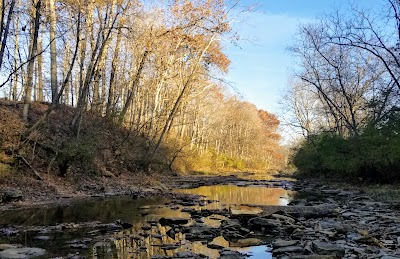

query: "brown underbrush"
(0, 100), (172, 202)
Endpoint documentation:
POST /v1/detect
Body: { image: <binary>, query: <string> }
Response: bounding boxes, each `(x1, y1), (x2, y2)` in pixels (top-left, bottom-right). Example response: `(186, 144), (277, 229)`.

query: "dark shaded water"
(0, 178), (296, 258)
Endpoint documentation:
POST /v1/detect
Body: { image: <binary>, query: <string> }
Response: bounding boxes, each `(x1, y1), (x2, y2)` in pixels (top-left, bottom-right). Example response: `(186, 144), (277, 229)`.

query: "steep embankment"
(0, 100), (171, 203)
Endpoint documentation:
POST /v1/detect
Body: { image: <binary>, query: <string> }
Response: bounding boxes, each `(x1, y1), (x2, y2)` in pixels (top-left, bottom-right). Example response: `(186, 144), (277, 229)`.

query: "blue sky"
(224, 0), (385, 115)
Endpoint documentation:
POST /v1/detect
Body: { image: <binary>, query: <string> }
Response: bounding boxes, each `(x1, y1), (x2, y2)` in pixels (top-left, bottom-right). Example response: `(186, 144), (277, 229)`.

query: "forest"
(0, 0), (285, 178)
(283, 0), (400, 182)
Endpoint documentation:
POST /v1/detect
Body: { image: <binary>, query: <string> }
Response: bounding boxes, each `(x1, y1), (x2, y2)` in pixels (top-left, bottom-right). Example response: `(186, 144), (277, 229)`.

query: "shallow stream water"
(0, 175), (296, 258)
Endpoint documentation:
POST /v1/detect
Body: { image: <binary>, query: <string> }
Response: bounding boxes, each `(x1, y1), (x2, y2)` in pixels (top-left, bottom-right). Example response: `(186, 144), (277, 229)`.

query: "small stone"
(141, 226), (152, 231)
(166, 228), (175, 239)
(152, 234), (164, 239)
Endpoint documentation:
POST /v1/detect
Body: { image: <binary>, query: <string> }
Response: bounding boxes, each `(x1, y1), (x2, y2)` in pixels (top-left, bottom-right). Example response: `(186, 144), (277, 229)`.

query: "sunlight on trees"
(0, 0), (285, 174)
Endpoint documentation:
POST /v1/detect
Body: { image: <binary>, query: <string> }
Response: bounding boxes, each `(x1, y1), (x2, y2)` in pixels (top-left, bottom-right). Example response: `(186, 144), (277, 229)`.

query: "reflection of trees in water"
(109, 223), (220, 258)
(177, 186), (295, 206)
(0, 197), (169, 225)
(0, 193), (281, 258)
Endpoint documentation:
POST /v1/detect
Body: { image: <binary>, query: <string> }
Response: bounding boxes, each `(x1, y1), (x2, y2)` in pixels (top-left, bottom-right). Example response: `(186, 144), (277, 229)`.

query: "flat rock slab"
(248, 217), (281, 228)
(272, 239), (299, 248)
(281, 255), (337, 259)
(0, 247), (46, 258)
(159, 217), (189, 226)
(273, 246), (304, 254)
(312, 241), (345, 257)
(254, 204), (338, 218)
(230, 238), (263, 247)
(230, 206), (263, 216)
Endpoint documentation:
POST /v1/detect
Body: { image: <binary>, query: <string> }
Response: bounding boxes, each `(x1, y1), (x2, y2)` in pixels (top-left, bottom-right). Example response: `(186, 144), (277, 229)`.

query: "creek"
(0, 174), (297, 258)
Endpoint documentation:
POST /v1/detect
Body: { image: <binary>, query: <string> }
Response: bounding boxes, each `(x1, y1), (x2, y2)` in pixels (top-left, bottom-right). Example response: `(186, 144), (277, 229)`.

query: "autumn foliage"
(0, 0), (286, 178)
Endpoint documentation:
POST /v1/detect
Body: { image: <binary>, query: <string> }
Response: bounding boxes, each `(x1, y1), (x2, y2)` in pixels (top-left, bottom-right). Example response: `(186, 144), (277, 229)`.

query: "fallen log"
(18, 155), (43, 180)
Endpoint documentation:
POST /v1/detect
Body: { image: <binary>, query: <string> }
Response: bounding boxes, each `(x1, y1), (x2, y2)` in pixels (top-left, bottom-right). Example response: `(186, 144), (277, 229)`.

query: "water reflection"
(0, 186), (285, 258)
(0, 196), (169, 226)
(176, 185), (295, 207)
(236, 172), (295, 181)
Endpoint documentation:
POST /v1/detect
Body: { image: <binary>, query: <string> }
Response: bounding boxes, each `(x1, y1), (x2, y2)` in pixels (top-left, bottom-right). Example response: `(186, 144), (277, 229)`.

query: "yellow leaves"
(170, 0), (231, 34)
(60, 0), (126, 12)
(206, 39), (230, 72)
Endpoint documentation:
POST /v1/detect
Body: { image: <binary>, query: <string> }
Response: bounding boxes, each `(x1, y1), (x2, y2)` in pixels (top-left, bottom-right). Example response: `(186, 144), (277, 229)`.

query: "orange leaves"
(258, 109), (280, 131)
(206, 40), (230, 72)
(170, 0), (230, 34)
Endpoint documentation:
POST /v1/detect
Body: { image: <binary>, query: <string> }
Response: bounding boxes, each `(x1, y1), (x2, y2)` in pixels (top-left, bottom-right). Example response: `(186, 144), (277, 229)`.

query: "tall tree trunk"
(71, 5), (120, 131)
(36, 27), (43, 102)
(0, 0), (15, 70)
(62, 38), (71, 104)
(12, 3), (19, 101)
(105, 26), (122, 117)
(152, 34), (216, 156)
(25, 12), (81, 136)
(48, 0), (57, 103)
(119, 50), (148, 123)
(23, 0), (41, 122)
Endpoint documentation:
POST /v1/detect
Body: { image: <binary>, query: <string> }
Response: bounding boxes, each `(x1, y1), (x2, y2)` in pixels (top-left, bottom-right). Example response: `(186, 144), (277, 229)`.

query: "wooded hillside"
(0, 0), (285, 177)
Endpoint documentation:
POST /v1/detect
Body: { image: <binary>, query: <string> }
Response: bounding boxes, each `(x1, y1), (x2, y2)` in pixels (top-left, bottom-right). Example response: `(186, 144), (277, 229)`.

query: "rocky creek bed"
(0, 173), (399, 258)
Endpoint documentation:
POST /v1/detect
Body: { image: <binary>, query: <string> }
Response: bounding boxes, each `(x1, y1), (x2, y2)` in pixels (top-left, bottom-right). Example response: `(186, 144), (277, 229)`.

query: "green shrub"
(292, 118), (400, 182)
(57, 137), (97, 176)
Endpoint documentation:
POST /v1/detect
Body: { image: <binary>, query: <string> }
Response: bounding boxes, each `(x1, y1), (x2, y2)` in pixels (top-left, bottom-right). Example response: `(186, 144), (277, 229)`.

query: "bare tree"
(23, 0), (42, 122)
(289, 23), (385, 136)
(48, 0), (57, 103)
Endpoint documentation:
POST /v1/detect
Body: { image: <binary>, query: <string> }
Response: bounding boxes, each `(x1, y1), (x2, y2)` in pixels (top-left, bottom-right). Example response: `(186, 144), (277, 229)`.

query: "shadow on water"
(0, 181), (295, 258)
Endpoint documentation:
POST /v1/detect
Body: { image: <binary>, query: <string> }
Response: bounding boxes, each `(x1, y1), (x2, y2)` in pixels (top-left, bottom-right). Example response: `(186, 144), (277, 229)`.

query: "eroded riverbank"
(0, 173), (400, 258)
